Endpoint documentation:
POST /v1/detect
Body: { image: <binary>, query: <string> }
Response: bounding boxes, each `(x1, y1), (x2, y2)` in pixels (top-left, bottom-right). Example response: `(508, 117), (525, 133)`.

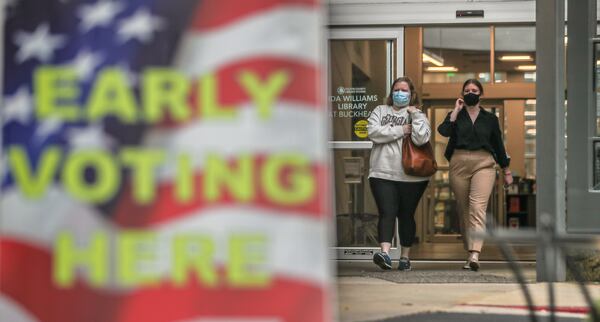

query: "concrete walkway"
(336, 261), (600, 322)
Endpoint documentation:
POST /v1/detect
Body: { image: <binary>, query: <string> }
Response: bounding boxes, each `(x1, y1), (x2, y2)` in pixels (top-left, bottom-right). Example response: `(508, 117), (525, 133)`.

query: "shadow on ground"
(376, 312), (581, 322)
(338, 260), (537, 283)
(363, 270), (518, 283)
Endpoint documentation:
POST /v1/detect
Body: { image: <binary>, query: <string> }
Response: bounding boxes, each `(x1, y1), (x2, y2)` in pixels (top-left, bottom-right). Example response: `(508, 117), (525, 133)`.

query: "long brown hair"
(386, 76), (421, 107)
(461, 78), (484, 96)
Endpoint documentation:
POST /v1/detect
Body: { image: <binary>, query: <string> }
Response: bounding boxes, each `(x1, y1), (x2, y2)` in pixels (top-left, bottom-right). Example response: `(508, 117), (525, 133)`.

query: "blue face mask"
(392, 90), (410, 107)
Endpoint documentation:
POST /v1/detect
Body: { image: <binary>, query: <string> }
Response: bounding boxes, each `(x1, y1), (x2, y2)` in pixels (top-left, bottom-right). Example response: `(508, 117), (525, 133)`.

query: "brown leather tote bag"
(402, 138), (437, 176)
(401, 116), (437, 177)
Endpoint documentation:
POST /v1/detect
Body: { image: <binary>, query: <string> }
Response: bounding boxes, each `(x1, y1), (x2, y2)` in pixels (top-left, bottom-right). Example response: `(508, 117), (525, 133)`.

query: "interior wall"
(404, 27), (423, 94)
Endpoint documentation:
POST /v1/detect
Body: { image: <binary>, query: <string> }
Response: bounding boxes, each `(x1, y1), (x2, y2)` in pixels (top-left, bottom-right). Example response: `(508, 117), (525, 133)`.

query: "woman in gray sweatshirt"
(368, 76), (432, 271)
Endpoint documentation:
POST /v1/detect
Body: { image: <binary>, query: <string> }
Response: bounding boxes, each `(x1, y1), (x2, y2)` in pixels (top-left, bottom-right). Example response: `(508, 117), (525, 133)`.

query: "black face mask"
(463, 92), (480, 106)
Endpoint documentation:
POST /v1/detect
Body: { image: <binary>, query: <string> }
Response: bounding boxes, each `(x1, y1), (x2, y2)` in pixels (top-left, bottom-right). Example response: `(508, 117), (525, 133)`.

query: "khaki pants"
(449, 150), (496, 252)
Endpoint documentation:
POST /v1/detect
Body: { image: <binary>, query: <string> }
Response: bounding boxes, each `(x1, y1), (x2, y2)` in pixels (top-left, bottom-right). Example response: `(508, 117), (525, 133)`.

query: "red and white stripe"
(175, 7), (321, 76)
(1, 1), (331, 321)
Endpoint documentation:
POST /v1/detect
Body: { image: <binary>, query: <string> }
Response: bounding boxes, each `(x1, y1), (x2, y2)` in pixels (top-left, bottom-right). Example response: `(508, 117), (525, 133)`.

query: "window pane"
(594, 141), (600, 190)
(596, 42), (600, 136)
(429, 107), (459, 236)
(328, 39), (394, 247)
(423, 27), (490, 84)
(495, 26), (536, 83)
(430, 169), (459, 235)
(524, 99), (536, 179)
(432, 108), (451, 168)
(329, 40), (392, 141)
(333, 150), (379, 247)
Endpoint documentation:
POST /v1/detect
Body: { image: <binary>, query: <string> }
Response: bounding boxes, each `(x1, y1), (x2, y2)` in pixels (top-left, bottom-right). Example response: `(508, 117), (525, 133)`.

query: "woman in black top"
(437, 79), (513, 271)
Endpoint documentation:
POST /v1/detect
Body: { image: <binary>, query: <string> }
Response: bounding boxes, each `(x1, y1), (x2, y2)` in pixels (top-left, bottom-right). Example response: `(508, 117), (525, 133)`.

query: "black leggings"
(369, 177), (429, 247)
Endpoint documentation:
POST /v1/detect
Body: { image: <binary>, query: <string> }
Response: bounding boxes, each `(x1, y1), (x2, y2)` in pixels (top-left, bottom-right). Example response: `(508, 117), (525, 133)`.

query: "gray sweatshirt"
(367, 104), (432, 182)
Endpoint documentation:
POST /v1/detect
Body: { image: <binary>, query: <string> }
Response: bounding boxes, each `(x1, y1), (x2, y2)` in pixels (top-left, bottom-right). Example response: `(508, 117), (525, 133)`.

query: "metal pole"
(535, 0), (567, 282)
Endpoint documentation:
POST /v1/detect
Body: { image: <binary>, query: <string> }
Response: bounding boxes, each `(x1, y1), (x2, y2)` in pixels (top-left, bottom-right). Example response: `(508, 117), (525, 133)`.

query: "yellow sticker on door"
(354, 120), (368, 139)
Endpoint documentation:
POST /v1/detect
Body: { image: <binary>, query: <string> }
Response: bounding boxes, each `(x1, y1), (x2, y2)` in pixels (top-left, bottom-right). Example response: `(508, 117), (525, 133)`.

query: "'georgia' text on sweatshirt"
(367, 104), (432, 182)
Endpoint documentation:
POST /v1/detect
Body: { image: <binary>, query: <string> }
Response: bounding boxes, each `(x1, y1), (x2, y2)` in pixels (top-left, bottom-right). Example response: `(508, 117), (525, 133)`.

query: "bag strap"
(404, 110), (414, 145)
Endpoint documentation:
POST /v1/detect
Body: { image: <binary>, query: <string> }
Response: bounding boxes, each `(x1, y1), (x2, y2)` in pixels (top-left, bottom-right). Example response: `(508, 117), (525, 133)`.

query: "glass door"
(328, 28), (403, 260)
(426, 105), (458, 243)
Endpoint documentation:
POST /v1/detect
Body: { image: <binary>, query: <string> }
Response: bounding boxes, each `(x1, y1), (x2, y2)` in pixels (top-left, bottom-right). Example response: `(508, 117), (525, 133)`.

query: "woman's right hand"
(450, 98), (464, 122)
(454, 98), (465, 112)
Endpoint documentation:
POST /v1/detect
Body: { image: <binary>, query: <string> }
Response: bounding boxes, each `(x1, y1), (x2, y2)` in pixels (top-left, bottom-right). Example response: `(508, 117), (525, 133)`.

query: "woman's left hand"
(407, 105), (419, 114)
(402, 124), (412, 136)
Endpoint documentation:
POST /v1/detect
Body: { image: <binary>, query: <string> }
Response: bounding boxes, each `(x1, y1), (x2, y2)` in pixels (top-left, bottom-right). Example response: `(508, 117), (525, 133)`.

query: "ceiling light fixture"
(422, 50), (444, 67)
(499, 55), (533, 61)
(425, 66), (458, 72)
(516, 65), (536, 71)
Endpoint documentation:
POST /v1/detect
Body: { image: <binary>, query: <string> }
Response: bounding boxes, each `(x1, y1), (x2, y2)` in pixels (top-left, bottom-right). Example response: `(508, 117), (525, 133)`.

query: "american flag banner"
(1, 1), (332, 322)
